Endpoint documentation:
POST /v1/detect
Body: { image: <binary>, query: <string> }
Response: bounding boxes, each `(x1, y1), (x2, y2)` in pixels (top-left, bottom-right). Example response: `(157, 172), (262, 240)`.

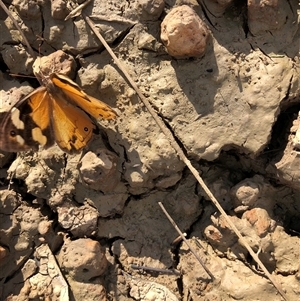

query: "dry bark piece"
(160, 5), (210, 58)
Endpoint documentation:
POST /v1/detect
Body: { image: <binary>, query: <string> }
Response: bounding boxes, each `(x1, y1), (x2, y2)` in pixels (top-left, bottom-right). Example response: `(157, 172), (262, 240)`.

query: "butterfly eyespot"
(10, 130), (17, 137)
(84, 127), (89, 132)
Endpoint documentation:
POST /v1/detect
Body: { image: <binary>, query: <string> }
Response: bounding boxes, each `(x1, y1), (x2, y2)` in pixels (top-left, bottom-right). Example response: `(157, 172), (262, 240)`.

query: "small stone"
(204, 225), (223, 243)
(2, 45), (34, 74)
(242, 208), (274, 237)
(38, 220), (52, 236)
(79, 149), (119, 192)
(13, 0), (41, 19)
(160, 5), (210, 58)
(33, 50), (76, 80)
(51, 0), (68, 20)
(231, 176), (262, 208)
(58, 238), (108, 281)
(0, 245), (8, 261)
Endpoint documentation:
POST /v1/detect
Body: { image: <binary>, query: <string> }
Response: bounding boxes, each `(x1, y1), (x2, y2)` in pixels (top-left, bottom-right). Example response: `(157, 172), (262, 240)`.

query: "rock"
(0, 189), (21, 214)
(33, 50), (77, 79)
(2, 45), (34, 74)
(126, 273), (179, 301)
(51, 0), (68, 20)
(58, 238), (108, 281)
(269, 111), (300, 191)
(79, 149), (119, 192)
(231, 175), (263, 210)
(12, 0), (40, 19)
(30, 244), (69, 301)
(57, 202), (98, 237)
(242, 208), (275, 237)
(248, 0), (288, 35)
(0, 245), (8, 261)
(272, 226), (300, 274)
(160, 5), (210, 58)
(136, 0), (165, 21)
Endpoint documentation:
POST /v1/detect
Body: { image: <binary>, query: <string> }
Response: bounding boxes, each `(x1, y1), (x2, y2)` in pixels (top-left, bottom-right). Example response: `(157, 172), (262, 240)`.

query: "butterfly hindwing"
(0, 87), (54, 152)
(51, 92), (96, 153)
(50, 73), (118, 120)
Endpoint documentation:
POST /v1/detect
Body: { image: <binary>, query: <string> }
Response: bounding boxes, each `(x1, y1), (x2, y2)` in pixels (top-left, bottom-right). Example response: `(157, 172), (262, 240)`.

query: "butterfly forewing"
(51, 74), (118, 120)
(0, 87), (54, 152)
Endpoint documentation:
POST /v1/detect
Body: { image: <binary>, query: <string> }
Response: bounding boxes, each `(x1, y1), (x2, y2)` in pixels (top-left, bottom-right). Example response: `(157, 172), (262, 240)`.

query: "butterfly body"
(0, 64), (117, 154)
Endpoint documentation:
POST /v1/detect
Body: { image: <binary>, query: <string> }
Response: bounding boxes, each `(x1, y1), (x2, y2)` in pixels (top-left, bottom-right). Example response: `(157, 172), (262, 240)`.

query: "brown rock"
(160, 5), (210, 58)
(57, 202), (98, 236)
(0, 245), (8, 261)
(33, 50), (77, 80)
(248, 0), (289, 35)
(58, 238), (108, 282)
(51, 0), (68, 20)
(231, 176), (263, 209)
(79, 149), (119, 192)
(242, 208), (274, 237)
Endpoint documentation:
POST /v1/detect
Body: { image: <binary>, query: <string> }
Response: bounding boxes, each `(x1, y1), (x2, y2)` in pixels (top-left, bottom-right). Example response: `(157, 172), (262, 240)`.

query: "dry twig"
(131, 264), (181, 276)
(0, 0), (36, 59)
(158, 202), (215, 280)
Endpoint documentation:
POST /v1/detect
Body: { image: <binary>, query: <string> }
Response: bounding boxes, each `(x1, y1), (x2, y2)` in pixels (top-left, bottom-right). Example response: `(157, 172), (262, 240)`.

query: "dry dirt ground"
(0, 0), (300, 300)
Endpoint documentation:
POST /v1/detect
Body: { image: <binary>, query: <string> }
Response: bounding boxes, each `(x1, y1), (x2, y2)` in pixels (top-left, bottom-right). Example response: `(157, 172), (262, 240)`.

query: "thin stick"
(64, 0), (93, 21)
(83, 15), (288, 301)
(0, 0), (36, 59)
(131, 264), (181, 276)
(158, 202), (215, 280)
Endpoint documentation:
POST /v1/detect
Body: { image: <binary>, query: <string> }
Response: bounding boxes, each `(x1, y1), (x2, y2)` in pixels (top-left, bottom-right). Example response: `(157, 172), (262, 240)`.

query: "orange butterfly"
(0, 52), (117, 154)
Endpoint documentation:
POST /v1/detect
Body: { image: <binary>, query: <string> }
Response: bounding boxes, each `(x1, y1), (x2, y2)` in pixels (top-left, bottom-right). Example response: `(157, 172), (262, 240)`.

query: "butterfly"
(0, 53), (117, 154)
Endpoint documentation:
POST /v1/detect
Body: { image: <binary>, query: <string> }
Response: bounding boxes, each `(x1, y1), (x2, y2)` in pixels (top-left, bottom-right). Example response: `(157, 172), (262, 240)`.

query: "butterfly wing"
(0, 87), (54, 152)
(0, 72), (117, 154)
(50, 73), (118, 120)
(50, 92), (96, 153)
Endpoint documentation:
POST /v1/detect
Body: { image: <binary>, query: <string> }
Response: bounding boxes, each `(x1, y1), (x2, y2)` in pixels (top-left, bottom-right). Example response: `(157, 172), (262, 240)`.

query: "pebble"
(79, 149), (119, 192)
(160, 5), (210, 58)
(58, 238), (108, 282)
